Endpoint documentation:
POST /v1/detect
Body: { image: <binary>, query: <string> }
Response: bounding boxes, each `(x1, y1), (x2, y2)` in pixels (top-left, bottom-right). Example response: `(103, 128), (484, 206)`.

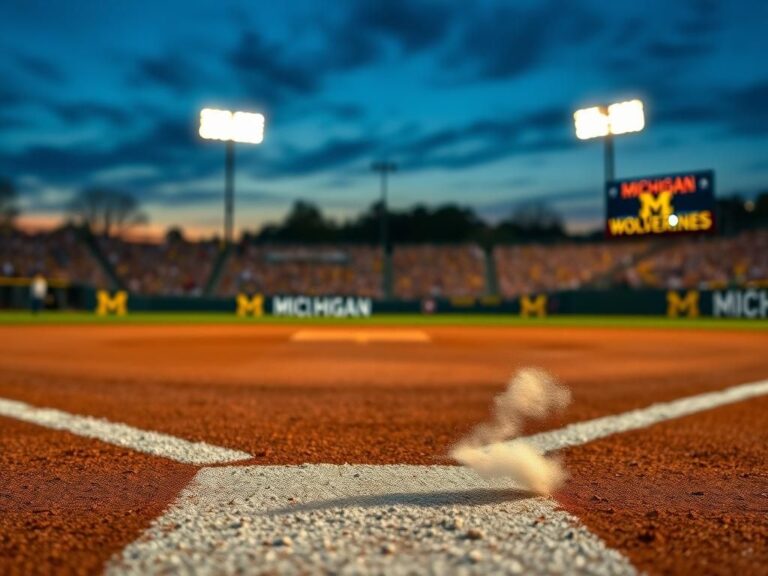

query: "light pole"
(574, 99), (645, 188)
(371, 161), (397, 298)
(199, 108), (265, 245)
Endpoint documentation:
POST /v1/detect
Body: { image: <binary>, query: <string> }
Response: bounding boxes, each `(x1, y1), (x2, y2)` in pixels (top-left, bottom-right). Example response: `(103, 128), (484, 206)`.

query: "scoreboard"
(605, 170), (716, 238)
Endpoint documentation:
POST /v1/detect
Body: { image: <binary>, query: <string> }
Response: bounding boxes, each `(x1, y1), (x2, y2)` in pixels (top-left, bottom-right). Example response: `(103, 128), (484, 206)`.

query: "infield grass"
(0, 311), (766, 330)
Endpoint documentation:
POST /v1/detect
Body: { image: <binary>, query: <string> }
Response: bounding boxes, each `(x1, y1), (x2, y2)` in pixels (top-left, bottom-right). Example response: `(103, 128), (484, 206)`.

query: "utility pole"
(224, 140), (235, 245)
(371, 161), (397, 299)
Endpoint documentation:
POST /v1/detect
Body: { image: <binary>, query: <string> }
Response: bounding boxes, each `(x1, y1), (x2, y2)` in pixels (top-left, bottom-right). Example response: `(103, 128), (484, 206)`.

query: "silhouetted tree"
(165, 226), (185, 244)
(257, 200), (338, 243)
(68, 188), (148, 237)
(493, 201), (566, 243)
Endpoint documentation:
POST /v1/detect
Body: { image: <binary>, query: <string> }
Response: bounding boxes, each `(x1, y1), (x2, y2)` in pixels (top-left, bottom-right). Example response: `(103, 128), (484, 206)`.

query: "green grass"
(0, 311), (766, 330)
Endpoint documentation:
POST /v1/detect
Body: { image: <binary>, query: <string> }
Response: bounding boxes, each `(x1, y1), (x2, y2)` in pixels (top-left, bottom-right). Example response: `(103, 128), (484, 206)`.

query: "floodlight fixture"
(199, 108), (265, 144)
(199, 107), (266, 244)
(574, 106), (611, 140)
(573, 99), (645, 140)
(606, 100), (645, 136)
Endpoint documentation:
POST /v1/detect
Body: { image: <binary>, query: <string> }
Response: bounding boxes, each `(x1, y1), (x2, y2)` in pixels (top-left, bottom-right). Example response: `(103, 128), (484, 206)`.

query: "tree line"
(2, 177), (768, 244)
(244, 200), (567, 247)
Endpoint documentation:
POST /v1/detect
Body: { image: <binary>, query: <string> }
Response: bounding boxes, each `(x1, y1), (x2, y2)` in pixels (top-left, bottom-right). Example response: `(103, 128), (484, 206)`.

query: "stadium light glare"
(574, 99), (645, 140)
(574, 106), (611, 140)
(607, 100), (645, 136)
(199, 108), (265, 144)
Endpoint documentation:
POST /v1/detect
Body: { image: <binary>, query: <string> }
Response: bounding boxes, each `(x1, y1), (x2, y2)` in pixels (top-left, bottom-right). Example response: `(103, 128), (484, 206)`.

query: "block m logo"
(520, 294), (547, 317)
(236, 294), (264, 317)
(96, 290), (128, 316)
(667, 290), (699, 318)
(638, 192), (673, 220)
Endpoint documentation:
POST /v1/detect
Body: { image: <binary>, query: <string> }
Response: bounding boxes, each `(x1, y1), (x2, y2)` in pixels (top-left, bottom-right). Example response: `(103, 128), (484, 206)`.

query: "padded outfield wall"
(2, 282), (765, 319)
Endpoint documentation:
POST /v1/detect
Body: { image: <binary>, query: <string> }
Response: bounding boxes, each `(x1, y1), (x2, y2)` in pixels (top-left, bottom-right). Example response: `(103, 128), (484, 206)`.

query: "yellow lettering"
(520, 294), (547, 317)
(236, 294), (264, 317)
(667, 290), (699, 318)
(96, 290), (128, 316)
(638, 192), (673, 220)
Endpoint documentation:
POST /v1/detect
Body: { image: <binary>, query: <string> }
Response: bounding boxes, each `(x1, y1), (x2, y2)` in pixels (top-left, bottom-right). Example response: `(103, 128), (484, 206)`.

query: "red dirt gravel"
(0, 323), (767, 575)
(558, 396), (768, 576)
(0, 324), (766, 463)
(0, 416), (196, 576)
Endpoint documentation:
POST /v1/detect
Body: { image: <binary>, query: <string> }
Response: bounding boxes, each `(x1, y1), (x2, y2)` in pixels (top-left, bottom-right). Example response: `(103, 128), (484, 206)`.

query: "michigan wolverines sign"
(606, 170), (715, 238)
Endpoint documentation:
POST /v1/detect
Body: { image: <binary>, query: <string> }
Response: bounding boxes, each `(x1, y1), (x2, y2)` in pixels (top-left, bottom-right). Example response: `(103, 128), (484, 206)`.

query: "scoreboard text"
(605, 170), (716, 238)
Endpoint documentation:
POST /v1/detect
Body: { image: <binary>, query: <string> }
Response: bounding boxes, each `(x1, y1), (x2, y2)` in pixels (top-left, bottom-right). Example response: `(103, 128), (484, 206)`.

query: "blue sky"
(1, 0), (767, 237)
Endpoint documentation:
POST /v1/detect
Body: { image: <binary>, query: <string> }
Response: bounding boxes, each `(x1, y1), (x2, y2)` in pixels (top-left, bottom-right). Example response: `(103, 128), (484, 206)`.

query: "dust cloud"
(450, 368), (571, 495)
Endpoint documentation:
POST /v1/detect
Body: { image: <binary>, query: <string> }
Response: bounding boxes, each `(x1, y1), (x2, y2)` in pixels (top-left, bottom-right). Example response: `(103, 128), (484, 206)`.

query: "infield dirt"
(0, 323), (766, 574)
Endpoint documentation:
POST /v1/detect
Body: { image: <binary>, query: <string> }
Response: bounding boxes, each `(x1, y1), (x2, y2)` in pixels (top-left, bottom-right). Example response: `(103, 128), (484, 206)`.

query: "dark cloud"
(14, 52), (66, 84)
(723, 80), (768, 135)
(0, 86), (23, 106)
(229, 32), (319, 100)
(133, 53), (199, 92)
(394, 106), (573, 170)
(652, 102), (716, 126)
(641, 76), (768, 138)
(252, 105), (572, 178)
(0, 111), (28, 130)
(444, 1), (603, 81)
(344, 0), (453, 54)
(318, 0), (454, 71)
(228, 1), (455, 104)
(645, 40), (711, 60)
(0, 116), (207, 183)
(265, 137), (379, 177)
(322, 102), (365, 121)
(52, 102), (132, 127)
(605, 0), (721, 75)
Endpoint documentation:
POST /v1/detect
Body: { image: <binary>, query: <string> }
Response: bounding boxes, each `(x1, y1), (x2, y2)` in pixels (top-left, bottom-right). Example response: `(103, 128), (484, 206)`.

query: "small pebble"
(273, 536), (292, 547)
(465, 528), (484, 540)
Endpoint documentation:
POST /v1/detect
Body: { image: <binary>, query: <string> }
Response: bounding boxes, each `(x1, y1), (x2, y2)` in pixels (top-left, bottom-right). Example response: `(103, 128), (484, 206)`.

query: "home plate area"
(108, 464), (635, 575)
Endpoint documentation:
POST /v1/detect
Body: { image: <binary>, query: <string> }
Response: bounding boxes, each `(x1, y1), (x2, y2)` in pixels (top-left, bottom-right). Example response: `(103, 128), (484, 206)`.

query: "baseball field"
(1, 313), (767, 575)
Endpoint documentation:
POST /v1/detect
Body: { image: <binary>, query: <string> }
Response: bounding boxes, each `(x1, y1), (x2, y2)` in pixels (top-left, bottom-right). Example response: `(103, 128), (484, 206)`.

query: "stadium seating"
(494, 241), (648, 297)
(4, 227), (767, 297)
(0, 227), (107, 286)
(97, 236), (218, 295)
(393, 245), (487, 298)
(620, 229), (768, 289)
(217, 244), (383, 297)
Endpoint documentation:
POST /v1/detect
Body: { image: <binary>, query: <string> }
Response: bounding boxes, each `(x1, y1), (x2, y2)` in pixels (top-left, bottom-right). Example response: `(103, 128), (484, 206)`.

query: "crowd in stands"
(393, 245), (486, 298)
(3, 227), (767, 297)
(217, 244), (383, 297)
(494, 241), (648, 297)
(0, 227), (106, 286)
(618, 229), (768, 290)
(98, 236), (218, 295)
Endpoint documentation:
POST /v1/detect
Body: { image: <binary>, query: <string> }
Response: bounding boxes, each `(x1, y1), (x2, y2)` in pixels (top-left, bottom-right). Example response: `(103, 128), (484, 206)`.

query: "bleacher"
(3, 227), (767, 298)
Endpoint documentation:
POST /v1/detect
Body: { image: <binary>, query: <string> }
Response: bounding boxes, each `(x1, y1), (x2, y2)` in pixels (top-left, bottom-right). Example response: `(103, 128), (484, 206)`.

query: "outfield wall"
(3, 283), (766, 319)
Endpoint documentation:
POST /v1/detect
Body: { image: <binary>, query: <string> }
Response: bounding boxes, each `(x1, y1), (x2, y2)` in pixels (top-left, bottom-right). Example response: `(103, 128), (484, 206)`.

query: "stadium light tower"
(371, 160), (397, 298)
(573, 99), (645, 185)
(199, 108), (265, 244)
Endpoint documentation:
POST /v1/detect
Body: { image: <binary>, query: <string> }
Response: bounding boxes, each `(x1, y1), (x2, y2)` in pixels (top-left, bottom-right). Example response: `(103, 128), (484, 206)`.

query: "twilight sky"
(1, 0), (767, 238)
